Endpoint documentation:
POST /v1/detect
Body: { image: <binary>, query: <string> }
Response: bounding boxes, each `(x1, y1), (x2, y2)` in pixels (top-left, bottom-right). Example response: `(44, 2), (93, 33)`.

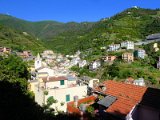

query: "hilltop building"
(107, 44), (120, 51)
(134, 49), (146, 59)
(121, 41), (134, 50)
(104, 55), (116, 62)
(122, 52), (134, 62)
(89, 60), (101, 70)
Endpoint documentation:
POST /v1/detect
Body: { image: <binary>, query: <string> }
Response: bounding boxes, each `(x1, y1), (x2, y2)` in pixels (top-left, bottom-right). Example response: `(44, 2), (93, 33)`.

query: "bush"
(86, 106), (94, 114)
(148, 76), (157, 85)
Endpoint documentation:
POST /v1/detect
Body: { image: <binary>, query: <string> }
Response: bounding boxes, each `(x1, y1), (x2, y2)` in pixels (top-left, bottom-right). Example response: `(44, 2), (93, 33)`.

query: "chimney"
(74, 96), (78, 108)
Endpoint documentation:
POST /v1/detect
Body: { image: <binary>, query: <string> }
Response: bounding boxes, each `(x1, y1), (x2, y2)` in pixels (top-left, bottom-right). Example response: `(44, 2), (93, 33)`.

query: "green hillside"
(43, 8), (160, 54)
(0, 25), (45, 54)
(0, 14), (94, 40)
(0, 8), (160, 55)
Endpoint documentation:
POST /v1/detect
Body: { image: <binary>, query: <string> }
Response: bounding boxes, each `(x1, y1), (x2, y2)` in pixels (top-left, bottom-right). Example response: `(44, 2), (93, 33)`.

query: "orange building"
(104, 55), (116, 62)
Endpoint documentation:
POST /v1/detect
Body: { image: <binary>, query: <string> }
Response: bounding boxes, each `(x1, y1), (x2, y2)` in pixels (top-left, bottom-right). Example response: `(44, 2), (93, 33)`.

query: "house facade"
(121, 41), (134, 50)
(30, 76), (87, 112)
(134, 49), (146, 59)
(122, 52), (134, 62)
(79, 60), (87, 68)
(104, 55), (116, 62)
(133, 78), (145, 86)
(89, 60), (101, 70)
(107, 44), (120, 51)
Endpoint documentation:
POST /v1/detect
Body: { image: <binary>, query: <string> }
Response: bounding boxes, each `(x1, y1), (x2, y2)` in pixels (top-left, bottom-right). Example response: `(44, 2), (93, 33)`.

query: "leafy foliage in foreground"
(0, 55), (82, 120)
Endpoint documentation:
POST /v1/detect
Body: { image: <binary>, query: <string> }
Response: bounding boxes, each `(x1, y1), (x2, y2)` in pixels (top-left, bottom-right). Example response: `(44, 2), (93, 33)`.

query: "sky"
(0, 0), (160, 23)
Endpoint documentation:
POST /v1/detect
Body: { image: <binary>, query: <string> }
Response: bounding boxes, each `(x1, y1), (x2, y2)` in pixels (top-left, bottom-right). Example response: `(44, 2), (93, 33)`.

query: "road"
(135, 39), (160, 45)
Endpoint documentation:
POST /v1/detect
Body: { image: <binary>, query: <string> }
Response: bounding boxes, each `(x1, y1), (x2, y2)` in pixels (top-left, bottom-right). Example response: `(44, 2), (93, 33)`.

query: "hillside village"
(1, 6), (160, 120)
(0, 33), (160, 120)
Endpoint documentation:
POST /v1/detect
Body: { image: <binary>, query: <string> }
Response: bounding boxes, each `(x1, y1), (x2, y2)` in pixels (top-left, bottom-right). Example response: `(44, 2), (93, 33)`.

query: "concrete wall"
(46, 80), (68, 89)
(67, 80), (77, 86)
(38, 68), (55, 76)
(34, 84), (44, 106)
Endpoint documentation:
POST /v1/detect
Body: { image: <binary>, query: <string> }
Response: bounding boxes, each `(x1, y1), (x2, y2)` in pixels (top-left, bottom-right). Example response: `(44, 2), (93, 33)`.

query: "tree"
(47, 96), (57, 107)
(0, 55), (30, 80)
(0, 55), (30, 91)
(86, 106), (94, 114)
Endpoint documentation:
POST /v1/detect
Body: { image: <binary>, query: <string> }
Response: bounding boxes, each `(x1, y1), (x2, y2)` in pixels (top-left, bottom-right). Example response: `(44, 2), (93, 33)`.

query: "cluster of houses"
(107, 41), (147, 61)
(29, 51), (99, 113)
(107, 41), (134, 51)
(29, 49), (158, 119)
(0, 46), (35, 61)
(88, 41), (160, 71)
(1, 45), (160, 119)
(29, 50), (160, 120)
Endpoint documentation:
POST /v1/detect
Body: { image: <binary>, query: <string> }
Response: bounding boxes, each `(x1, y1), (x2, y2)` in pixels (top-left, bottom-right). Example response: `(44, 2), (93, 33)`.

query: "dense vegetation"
(1, 8), (160, 55)
(1, 7), (160, 88)
(0, 14), (94, 40)
(70, 42), (160, 88)
(43, 8), (160, 54)
(0, 25), (45, 54)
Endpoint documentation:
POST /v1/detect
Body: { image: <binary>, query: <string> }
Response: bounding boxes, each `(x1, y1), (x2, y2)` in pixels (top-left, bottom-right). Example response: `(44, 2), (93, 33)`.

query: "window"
(60, 80), (64, 85)
(66, 94), (70, 102)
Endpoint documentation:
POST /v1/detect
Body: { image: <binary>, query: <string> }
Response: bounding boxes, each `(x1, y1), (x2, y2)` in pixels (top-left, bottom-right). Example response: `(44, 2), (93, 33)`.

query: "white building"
(133, 78), (145, 86)
(71, 57), (81, 66)
(36, 67), (55, 77)
(30, 76), (87, 112)
(107, 44), (120, 51)
(135, 49), (146, 59)
(35, 53), (42, 69)
(79, 60), (87, 68)
(89, 60), (101, 70)
(121, 41), (134, 50)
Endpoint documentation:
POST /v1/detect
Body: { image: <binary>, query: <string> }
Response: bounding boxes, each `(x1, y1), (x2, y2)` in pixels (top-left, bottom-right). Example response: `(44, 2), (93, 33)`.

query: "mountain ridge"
(0, 7), (160, 54)
(0, 14), (95, 40)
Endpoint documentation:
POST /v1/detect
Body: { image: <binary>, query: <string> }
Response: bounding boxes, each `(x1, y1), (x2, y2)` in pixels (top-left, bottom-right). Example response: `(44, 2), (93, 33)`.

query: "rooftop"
(67, 80), (160, 119)
(95, 80), (147, 117)
(41, 76), (67, 82)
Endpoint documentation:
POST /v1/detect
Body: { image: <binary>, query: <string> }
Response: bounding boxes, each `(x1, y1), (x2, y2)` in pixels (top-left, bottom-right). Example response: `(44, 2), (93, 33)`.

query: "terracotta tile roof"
(95, 80), (147, 117)
(67, 96), (96, 114)
(41, 76), (67, 82)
